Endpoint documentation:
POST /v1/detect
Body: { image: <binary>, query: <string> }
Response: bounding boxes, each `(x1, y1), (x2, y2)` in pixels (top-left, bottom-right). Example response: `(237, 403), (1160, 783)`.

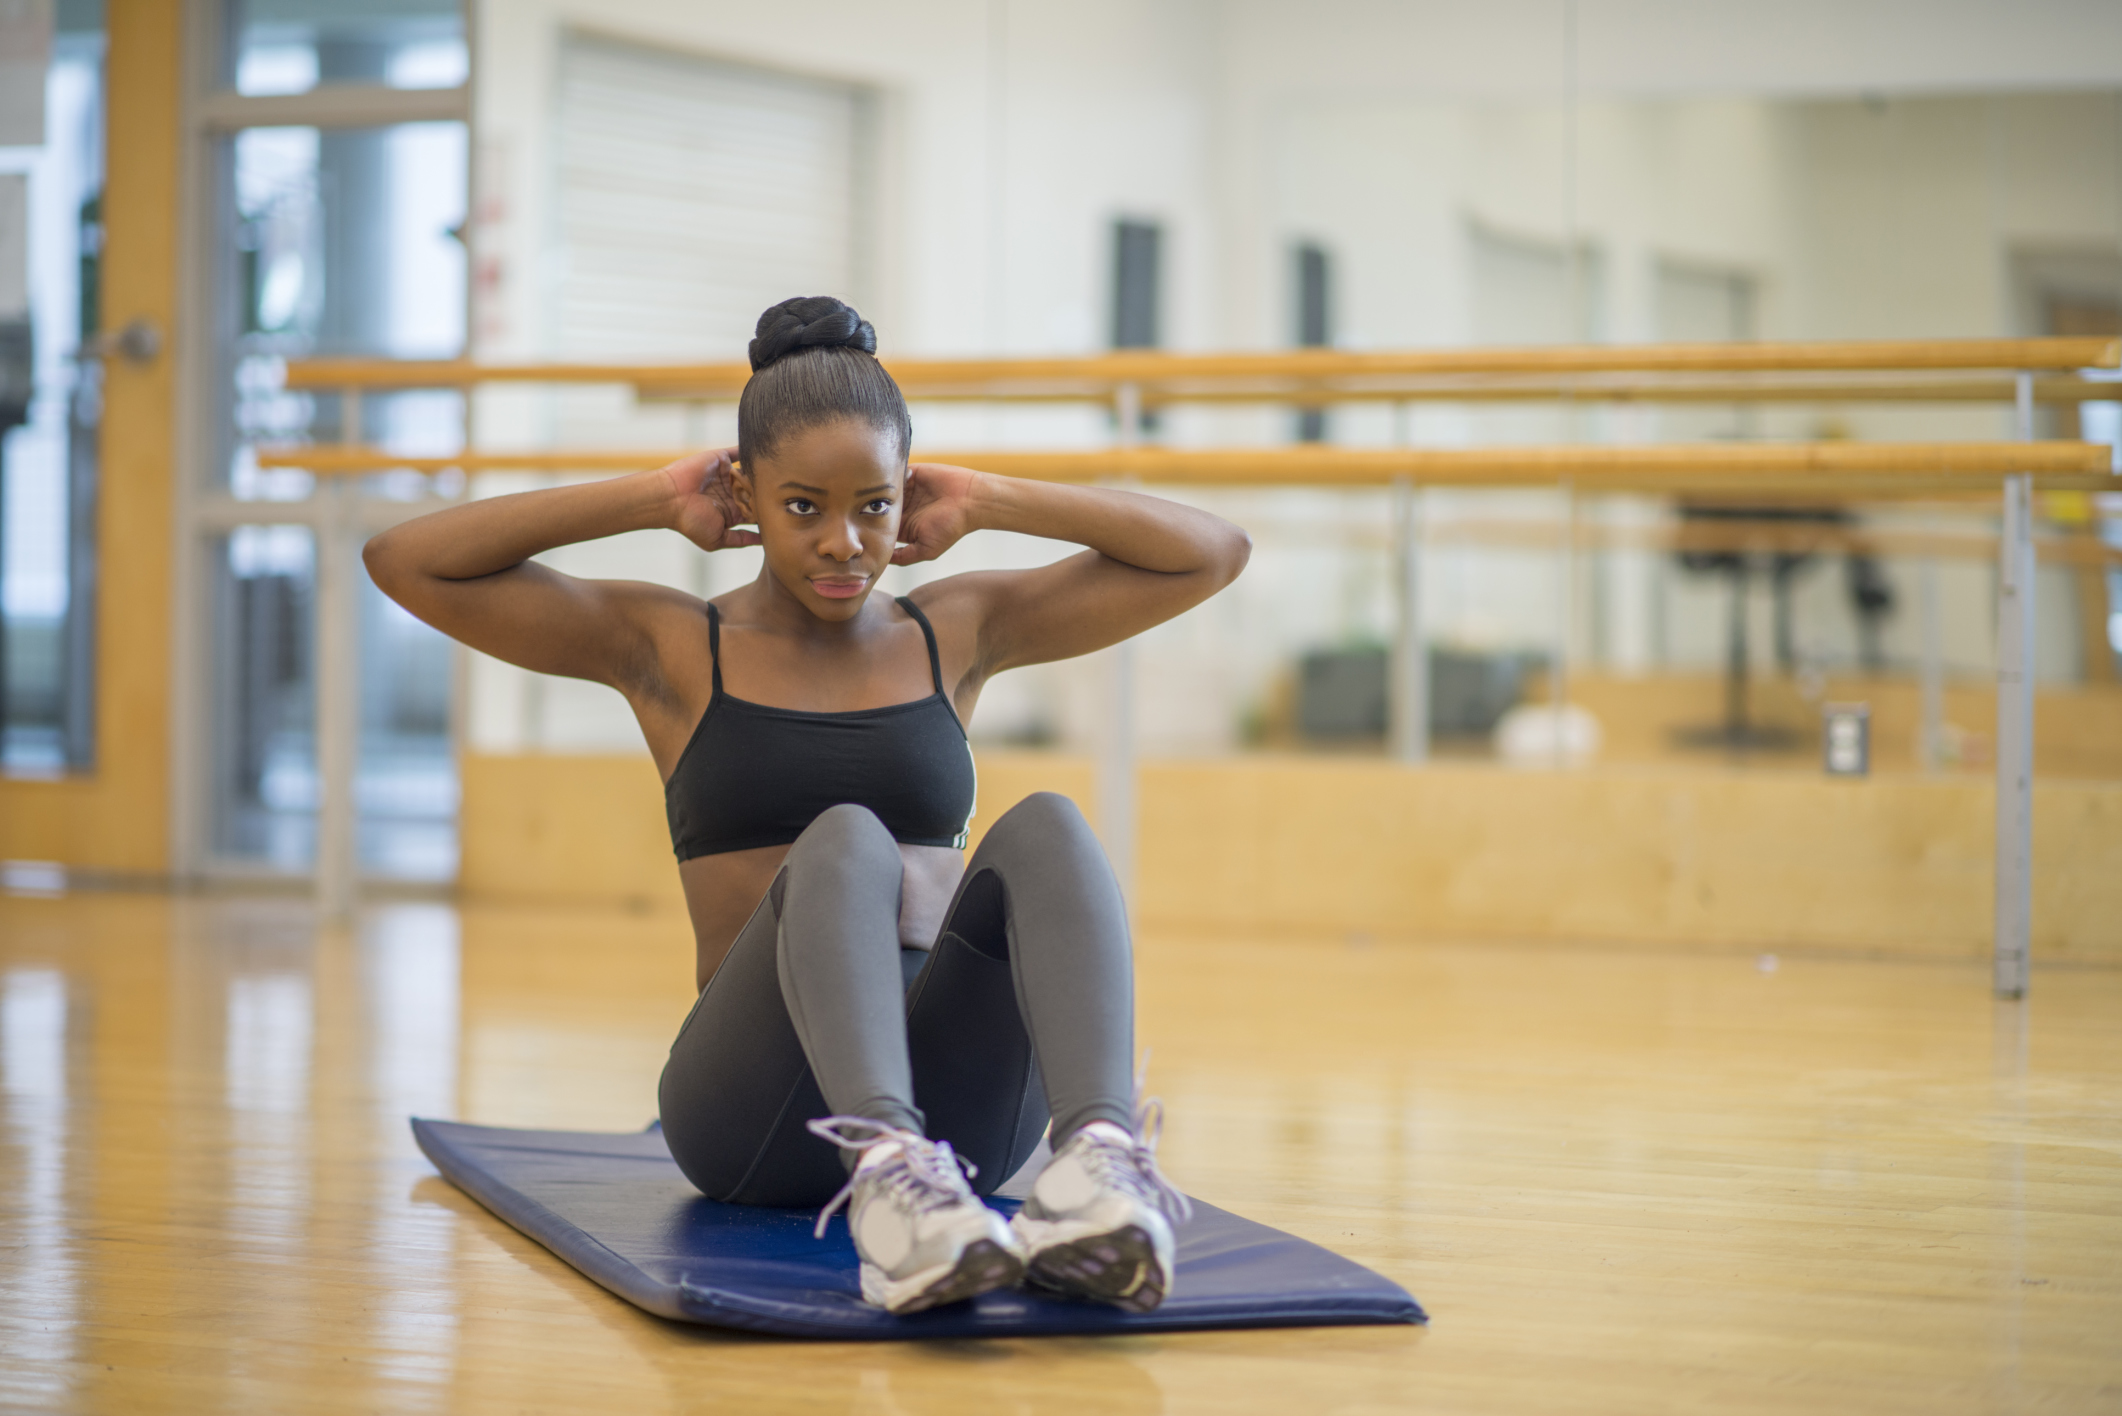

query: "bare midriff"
(679, 841), (968, 992)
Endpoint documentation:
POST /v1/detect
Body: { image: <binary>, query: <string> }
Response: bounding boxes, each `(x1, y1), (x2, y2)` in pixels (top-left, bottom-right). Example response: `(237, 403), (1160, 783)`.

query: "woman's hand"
(661, 448), (760, 553)
(907, 475), (1250, 681)
(892, 461), (985, 565)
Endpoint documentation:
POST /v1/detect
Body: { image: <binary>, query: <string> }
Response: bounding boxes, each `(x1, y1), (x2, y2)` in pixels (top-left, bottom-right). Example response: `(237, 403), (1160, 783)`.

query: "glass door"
(0, 7), (104, 776)
(187, 0), (469, 896)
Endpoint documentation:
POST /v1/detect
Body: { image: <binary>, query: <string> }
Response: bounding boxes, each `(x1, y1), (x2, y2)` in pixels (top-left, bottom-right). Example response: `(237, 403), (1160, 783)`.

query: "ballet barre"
(268, 339), (2122, 999)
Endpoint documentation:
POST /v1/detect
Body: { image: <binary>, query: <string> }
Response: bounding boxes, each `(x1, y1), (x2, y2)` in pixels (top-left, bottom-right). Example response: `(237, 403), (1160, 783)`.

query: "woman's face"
(741, 418), (904, 622)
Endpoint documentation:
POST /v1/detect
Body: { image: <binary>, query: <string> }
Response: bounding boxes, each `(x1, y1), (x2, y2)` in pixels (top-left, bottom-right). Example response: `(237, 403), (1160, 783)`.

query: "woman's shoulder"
(898, 569), (1005, 617)
(896, 574), (984, 635)
(897, 575), (998, 684)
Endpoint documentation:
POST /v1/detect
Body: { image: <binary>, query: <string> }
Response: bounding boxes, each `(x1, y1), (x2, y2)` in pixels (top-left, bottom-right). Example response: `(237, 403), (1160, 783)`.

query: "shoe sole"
(865, 1238), (1024, 1315)
(1023, 1224), (1170, 1314)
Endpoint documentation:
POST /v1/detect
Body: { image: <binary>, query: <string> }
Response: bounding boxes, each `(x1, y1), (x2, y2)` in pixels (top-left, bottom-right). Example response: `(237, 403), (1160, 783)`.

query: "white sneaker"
(806, 1116), (1025, 1314)
(1009, 1105), (1192, 1314)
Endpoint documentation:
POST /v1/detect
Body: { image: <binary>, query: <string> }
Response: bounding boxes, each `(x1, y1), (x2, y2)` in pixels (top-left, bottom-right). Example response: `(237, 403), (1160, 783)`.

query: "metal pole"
(1553, 480), (1574, 766)
(1993, 372), (2036, 999)
(315, 474), (359, 918)
(0, 444), (8, 757)
(1098, 382), (1140, 905)
(1918, 556), (1943, 772)
(1388, 474), (1428, 762)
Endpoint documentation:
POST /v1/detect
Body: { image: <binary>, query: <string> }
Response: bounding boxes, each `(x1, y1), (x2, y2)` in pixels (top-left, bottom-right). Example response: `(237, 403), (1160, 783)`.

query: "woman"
(365, 296), (1250, 1316)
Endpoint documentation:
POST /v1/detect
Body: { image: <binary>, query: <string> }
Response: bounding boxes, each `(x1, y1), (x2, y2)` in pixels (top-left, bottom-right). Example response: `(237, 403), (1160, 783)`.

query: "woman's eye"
(864, 499), (894, 515)
(786, 499), (816, 515)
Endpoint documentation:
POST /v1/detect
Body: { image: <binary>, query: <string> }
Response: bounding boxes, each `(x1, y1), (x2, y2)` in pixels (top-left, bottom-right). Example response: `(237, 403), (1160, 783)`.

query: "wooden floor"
(1, 890), (2117, 1414)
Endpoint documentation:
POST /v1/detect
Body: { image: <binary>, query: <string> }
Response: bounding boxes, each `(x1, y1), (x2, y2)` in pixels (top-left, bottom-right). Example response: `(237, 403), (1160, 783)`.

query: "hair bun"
(748, 296), (877, 372)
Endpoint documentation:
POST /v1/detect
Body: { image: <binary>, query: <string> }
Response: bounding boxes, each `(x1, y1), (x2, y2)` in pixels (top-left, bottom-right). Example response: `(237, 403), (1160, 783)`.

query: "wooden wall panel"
(457, 749), (1097, 910)
(0, 0), (181, 872)
(459, 754), (680, 911)
(460, 752), (2121, 960)
(963, 751), (1098, 851)
(1136, 760), (2121, 959)
(1561, 675), (2122, 778)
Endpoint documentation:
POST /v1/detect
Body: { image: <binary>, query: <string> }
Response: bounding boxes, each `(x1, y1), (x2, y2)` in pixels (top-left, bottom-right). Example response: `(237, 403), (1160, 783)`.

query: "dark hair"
(737, 296), (913, 472)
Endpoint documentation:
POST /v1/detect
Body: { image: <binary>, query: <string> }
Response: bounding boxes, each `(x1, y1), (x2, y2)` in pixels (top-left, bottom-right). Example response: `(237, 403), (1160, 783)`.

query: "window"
(184, 0), (470, 889)
(1110, 219), (1161, 350)
(0, 4), (103, 774)
(1293, 241), (1331, 442)
(224, 0), (467, 96)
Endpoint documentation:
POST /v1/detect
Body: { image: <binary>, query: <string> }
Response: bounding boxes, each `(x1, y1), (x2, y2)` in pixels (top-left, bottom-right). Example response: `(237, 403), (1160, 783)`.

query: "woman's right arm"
(362, 450), (752, 688)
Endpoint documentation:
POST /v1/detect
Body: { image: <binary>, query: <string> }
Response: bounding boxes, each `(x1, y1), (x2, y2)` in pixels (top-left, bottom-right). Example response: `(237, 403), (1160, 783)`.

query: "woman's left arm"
(893, 463), (1251, 675)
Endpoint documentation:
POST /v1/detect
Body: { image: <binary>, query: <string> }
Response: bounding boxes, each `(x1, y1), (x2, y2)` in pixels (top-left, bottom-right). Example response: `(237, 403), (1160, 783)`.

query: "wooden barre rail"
(923, 444), (2117, 485)
(264, 340), (2101, 994)
(253, 440), (2117, 491)
(1351, 518), (2122, 569)
(641, 373), (2120, 407)
(278, 336), (2122, 397)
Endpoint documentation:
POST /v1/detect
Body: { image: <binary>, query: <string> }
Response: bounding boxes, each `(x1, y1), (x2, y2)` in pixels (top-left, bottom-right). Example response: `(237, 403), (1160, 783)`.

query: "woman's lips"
(810, 576), (870, 600)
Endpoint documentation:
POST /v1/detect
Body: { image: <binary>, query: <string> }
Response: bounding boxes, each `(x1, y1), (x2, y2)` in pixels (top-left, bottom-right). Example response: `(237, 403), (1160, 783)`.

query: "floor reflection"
(225, 968), (315, 1249)
(0, 893), (2115, 1415)
(359, 907), (465, 1399)
(1, 969), (74, 1403)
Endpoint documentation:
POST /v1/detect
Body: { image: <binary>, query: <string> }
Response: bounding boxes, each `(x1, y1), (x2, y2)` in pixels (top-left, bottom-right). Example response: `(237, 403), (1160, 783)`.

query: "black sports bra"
(664, 597), (978, 860)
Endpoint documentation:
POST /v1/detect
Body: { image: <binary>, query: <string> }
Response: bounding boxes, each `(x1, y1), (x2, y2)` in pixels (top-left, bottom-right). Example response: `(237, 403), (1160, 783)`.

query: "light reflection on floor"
(1, 968), (75, 1400)
(0, 889), (2117, 1415)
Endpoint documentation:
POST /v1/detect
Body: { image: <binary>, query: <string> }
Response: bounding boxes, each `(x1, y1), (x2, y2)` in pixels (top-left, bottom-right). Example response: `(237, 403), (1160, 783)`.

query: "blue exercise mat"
(412, 1118), (1424, 1339)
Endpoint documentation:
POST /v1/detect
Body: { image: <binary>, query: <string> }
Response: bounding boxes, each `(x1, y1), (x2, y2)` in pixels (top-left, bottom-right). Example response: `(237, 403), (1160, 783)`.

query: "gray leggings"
(659, 792), (1136, 1208)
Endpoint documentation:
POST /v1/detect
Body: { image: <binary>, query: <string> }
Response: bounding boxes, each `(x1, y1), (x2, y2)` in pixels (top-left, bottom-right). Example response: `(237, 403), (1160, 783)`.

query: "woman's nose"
(820, 517), (863, 561)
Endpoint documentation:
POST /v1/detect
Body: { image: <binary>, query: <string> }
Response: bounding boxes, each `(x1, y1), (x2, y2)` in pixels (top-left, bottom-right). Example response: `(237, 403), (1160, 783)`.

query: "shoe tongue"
(1085, 1135), (1171, 1211)
(1076, 1137), (1146, 1194)
(1087, 1133), (1142, 1177)
(885, 1147), (961, 1203)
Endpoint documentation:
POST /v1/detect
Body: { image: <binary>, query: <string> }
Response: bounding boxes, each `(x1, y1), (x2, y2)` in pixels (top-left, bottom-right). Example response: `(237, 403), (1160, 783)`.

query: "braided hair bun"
(748, 295), (878, 372)
(736, 296), (910, 470)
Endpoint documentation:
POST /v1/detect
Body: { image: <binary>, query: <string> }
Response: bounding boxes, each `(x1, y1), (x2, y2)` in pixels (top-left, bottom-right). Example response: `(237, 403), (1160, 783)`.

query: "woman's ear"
(732, 464), (756, 523)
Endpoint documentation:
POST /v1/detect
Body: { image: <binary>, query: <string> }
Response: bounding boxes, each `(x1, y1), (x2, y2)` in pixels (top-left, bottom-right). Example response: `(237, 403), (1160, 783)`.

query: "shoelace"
(805, 1116), (981, 1241)
(1070, 1083), (1194, 1227)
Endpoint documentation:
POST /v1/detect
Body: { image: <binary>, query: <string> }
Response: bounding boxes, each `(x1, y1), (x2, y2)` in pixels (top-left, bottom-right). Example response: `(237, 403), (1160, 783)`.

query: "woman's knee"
(985, 791), (1093, 847)
(788, 803), (899, 870)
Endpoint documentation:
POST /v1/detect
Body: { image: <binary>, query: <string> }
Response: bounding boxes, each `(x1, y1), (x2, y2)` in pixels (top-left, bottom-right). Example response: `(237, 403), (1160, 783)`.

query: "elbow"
(362, 530), (404, 598)
(1214, 524), (1252, 588)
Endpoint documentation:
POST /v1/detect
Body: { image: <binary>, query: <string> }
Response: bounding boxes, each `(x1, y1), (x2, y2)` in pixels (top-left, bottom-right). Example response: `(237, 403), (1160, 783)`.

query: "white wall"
(1236, 83), (2120, 692)
(462, 1), (2122, 758)
(471, 0), (1218, 363)
(464, 0), (1223, 754)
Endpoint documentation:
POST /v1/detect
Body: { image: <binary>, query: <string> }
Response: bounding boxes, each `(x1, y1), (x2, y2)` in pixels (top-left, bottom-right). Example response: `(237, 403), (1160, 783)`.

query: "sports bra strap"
(706, 602), (723, 695)
(897, 597), (946, 694)
(710, 598), (940, 698)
